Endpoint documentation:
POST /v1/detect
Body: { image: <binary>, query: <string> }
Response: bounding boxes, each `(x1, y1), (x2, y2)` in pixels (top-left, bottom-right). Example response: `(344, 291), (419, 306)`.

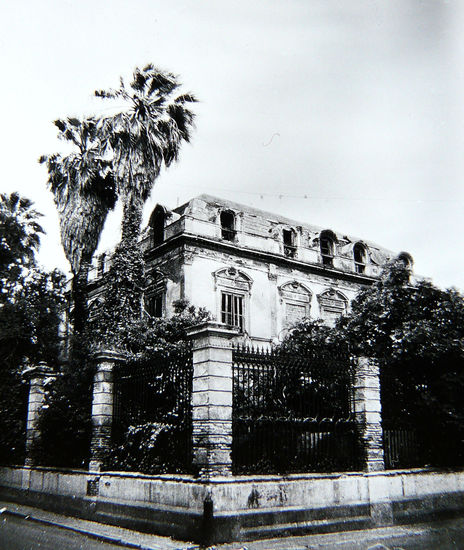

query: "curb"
(0, 507), (198, 550)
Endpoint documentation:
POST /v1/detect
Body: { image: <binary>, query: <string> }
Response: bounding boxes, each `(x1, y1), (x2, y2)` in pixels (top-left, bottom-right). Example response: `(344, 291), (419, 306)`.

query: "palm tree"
(94, 65), (197, 330)
(40, 117), (116, 335)
(0, 192), (44, 295)
(95, 64), (197, 246)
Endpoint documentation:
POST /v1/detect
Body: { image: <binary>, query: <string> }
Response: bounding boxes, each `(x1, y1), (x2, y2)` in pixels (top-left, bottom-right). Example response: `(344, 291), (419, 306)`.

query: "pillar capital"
(23, 362), (54, 381)
(187, 322), (240, 351)
(92, 349), (127, 364)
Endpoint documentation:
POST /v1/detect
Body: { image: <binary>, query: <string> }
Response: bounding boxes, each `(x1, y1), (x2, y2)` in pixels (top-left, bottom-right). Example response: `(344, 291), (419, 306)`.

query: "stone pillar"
(353, 356), (385, 472)
(89, 350), (124, 472)
(23, 362), (54, 466)
(187, 322), (239, 478)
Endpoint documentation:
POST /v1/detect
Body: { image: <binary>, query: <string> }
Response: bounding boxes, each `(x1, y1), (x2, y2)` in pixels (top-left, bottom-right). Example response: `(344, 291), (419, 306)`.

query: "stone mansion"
(88, 194), (412, 345)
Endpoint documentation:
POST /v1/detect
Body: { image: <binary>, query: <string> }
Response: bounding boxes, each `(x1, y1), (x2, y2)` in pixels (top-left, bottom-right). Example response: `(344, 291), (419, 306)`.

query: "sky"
(1, 0), (463, 290)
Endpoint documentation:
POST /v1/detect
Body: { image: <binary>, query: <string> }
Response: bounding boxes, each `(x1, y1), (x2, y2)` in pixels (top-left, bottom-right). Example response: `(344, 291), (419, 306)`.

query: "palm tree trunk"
(71, 258), (91, 337)
(121, 191), (144, 246)
(101, 190), (145, 342)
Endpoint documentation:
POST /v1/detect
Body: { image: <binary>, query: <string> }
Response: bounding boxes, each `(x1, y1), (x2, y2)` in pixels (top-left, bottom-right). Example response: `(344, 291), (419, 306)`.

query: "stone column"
(23, 362), (54, 466)
(186, 322), (239, 478)
(353, 356), (385, 472)
(89, 350), (124, 472)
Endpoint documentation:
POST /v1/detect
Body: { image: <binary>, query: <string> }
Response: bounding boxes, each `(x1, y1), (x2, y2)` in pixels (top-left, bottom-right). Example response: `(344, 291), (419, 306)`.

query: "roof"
(173, 194), (394, 257)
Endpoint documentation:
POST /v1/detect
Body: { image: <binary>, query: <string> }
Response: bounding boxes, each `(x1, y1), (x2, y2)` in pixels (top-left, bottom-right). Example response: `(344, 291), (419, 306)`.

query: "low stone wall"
(1, 465), (464, 544)
(209, 468), (464, 512)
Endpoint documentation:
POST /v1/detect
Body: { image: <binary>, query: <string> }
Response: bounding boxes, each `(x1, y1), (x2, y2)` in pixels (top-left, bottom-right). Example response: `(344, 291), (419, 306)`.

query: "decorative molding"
(317, 288), (348, 315)
(213, 267), (253, 292)
(278, 280), (312, 304)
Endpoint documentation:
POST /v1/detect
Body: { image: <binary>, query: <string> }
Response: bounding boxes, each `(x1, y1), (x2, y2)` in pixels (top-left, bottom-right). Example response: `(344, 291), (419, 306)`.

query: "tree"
(278, 262), (464, 466)
(94, 65), (197, 334)
(104, 300), (210, 474)
(0, 194), (65, 465)
(338, 261), (464, 363)
(338, 261), (464, 465)
(40, 117), (117, 336)
(33, 299), (210, 470)
(0, 192), (44, 297)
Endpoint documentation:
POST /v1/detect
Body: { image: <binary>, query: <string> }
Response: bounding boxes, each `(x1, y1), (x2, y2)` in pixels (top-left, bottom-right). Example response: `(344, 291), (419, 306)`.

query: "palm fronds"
(95, 65), (198, 206)
(40, 117), (116, 274)
(0, 192), (44, 268)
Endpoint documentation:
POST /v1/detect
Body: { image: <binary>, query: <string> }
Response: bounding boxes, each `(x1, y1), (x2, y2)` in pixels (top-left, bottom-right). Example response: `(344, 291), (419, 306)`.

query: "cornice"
(145, 233), (376, 286)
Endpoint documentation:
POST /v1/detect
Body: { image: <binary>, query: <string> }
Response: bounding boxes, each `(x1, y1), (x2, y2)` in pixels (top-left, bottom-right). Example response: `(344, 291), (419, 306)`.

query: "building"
(89, 194), (413, 345)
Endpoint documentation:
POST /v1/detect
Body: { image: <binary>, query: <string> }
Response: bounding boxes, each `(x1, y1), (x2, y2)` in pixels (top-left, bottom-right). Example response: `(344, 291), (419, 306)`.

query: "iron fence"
(111, 345), (193, 474)
(380, 363), (429, 469)
(232, 345), (361, 474)
(382, 426), (422, 469)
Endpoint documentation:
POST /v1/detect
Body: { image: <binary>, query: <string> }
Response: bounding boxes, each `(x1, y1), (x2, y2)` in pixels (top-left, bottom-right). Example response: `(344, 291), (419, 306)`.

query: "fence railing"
(379, 364), (430, 469)
(26, 323), (462, 475)
(110, 345), (193, 474)
(232, 345), (361, 474)
(382, 426), (422, 469)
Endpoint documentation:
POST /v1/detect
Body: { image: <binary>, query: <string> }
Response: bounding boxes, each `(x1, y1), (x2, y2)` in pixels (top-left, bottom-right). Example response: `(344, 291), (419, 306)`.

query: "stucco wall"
(182, 246), (363, 342)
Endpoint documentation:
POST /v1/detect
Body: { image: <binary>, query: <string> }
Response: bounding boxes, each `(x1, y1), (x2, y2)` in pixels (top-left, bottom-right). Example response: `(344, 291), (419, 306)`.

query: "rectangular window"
(221, 292), (244, 330)
(220, 211), (236, 241)
(146, 294), (163, 318)
(283, 229), (296, 258)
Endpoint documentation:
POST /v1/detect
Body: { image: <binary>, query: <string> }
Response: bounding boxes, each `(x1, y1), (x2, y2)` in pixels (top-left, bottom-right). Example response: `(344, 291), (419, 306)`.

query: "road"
(0, 513), (150, 550)
(1, 503), (464, 550)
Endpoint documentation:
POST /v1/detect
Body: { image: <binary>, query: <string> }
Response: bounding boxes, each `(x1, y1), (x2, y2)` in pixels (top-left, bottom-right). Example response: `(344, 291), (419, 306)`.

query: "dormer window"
(320, 231), (335, 267)
(150, 205), (167, 247)
(220, 210), (236, 241)
(398, 252), (413, 270)
(353, 243), (367, 274)
(283, 229), (296, 258)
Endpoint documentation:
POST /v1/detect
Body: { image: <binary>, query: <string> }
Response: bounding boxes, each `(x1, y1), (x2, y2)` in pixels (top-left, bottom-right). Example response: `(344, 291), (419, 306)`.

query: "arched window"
(353, 243), (367, 274)
(283, 228), (296, 258)
(220, 210), (236, 241)
(149, 205), (166, 247)
(278, 281), (311, 327)
(398, 252), (413, 270)
(320, 230), (336, 267)
(318, 288), (348, 326)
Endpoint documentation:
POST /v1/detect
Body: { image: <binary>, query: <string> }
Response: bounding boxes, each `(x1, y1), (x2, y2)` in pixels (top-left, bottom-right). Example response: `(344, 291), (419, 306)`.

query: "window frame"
(398, 252), (413, 270)
(320, 231), (336, 267)
(145, 292), (164, 318)
(220, 210), (237, 242)
(282, 228), (297, 258)
(221, 291), (245, 331)
(353, 243), (367, 274)
(213, 267), (252, 333)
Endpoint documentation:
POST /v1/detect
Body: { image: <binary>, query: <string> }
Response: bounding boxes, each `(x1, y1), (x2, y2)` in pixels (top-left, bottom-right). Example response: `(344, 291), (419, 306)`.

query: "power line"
(165, 182), (461, 203)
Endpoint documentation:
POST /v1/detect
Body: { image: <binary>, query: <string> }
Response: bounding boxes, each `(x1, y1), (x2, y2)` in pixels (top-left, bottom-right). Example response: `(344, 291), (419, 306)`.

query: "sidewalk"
(1, 499), (463, 550)
(0, 500), (195, 550)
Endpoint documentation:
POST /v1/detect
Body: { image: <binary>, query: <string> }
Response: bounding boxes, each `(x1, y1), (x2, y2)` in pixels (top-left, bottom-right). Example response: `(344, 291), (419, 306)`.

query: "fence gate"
(111, 346), (193, 474)
(232, 345), (360, 474)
